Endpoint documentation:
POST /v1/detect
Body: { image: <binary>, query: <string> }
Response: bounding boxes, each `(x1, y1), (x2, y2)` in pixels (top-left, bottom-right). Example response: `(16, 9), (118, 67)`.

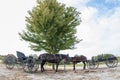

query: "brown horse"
(70, 55), (87, 71)
(38, 53), (70, 72)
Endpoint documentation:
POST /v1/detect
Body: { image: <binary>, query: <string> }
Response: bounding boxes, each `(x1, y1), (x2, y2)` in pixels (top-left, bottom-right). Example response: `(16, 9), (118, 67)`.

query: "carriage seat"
(16, 51), (27, 62)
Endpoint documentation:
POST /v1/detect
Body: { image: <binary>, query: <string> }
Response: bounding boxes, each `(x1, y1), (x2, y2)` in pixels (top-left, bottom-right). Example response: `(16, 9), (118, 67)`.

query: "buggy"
(4, 51), (39, 73)
(87, 54), (118, 69)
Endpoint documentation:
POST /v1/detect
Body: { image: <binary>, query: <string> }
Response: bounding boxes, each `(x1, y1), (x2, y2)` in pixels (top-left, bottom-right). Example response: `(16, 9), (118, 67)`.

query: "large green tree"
(19, 0), (82, 54)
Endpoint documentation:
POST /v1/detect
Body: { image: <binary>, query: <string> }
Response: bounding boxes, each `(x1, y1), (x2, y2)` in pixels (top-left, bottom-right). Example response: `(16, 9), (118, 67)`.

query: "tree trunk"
(73, 62), (75, 71)
(52, 64), (55, 70)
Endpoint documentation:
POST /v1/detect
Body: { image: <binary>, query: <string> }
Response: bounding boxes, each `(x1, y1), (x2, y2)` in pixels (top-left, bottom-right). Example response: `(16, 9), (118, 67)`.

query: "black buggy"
(87, 54), (118, 69)
(4, 51), (39, 73)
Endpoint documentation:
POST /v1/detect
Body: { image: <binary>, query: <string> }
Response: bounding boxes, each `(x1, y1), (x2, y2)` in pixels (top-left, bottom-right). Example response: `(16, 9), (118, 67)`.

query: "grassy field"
(118, 57), (120, 62)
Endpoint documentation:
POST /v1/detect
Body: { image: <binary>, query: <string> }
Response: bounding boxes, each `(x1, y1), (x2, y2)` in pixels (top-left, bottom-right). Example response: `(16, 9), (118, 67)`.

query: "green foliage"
(19, 0), (81, 54)
(74, 54), (79, 57)
(92, 53), (115, 60)
(118, 56), (120, 62)
(29, 54), (38, 59)
(103, 54), (114, 59)
(0, 56), (4, 60)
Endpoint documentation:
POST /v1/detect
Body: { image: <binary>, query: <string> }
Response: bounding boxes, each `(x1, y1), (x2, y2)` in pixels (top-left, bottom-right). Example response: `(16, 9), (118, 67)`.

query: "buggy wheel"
(113, 59), (118, 67)
(105, 59), (115, 68)
(6, 63), (14, 69)
(23, 63), (39, 73)
(87, 60), (99, 69)
(94, 61), (99, 69)
(87, 61), (94, 69)
(16, 62), (24, 69)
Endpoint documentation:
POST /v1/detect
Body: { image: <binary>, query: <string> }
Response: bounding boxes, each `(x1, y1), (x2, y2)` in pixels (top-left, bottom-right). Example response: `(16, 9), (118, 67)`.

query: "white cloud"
(58, 0), (89, 8)
(81, 7), (98, 22)
(0, 0), (36, 55)
(75, 6), (120, 58)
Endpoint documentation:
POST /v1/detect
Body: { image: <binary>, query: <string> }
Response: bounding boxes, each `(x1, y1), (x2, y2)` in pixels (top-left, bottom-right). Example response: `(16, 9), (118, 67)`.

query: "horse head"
(60, 54), (70, 63)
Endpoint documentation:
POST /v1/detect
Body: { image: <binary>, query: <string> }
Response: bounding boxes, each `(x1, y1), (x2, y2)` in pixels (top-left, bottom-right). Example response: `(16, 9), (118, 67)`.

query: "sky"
(0, 0), (120, 58)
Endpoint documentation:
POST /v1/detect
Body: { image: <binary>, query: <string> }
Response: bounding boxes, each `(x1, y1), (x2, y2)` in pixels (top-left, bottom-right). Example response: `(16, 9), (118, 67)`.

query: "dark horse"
(70, 55), (87, 71)
(38, 53), (70, 72)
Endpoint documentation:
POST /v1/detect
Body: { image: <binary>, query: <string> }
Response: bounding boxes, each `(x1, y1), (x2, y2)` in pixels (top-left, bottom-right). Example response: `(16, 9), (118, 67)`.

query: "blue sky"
(0, 0), (120, 58)
(86, 0), (120, 16)
(87, 0), (120, 9)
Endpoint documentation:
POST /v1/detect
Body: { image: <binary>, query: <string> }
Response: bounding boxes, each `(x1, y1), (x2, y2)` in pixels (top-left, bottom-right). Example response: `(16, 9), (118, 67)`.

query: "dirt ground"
(0, 63), (120, 80)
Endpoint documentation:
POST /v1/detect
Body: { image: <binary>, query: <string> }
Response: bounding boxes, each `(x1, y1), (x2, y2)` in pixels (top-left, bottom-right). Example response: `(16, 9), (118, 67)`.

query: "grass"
(0, 56), (4, 60)
(118, 57), (120, 62)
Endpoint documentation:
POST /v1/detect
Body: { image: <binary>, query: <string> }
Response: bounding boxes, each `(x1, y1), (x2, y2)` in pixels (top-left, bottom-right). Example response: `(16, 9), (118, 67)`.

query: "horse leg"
(42, 61), (46, 72)
(41, 62), (43, 72)
(41, 61), (46, 72)
(82, 61), (86, 70)
(41, 62), (44, 72)
(55, 63), (59, 72)
(52, 64), (55, 70)
(73, 62), (76, 71)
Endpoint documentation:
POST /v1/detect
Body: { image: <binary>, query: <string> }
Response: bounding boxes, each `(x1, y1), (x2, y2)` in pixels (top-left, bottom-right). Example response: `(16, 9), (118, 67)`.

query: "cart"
(87, 54), (118, 69)
(4, 51), (39, 73)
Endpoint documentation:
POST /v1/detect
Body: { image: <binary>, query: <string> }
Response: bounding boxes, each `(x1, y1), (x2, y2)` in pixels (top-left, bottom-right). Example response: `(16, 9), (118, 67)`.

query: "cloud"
(78, 7), (120, 57)
(0, 0), (36, 55)
(58, 0), (89, 8)
(58, 0), (120, 58)
(58, 0), (87, 5)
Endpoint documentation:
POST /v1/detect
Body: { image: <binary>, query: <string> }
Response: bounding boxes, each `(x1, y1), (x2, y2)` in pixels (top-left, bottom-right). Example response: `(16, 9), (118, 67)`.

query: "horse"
(38, 53), (70, 72)
(70, 55), (87, 71)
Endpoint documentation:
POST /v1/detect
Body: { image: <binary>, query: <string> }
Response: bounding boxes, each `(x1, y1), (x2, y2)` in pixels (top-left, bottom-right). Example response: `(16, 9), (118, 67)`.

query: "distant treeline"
(0, 55), (6, 60)
(118, 56), (120, 62)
